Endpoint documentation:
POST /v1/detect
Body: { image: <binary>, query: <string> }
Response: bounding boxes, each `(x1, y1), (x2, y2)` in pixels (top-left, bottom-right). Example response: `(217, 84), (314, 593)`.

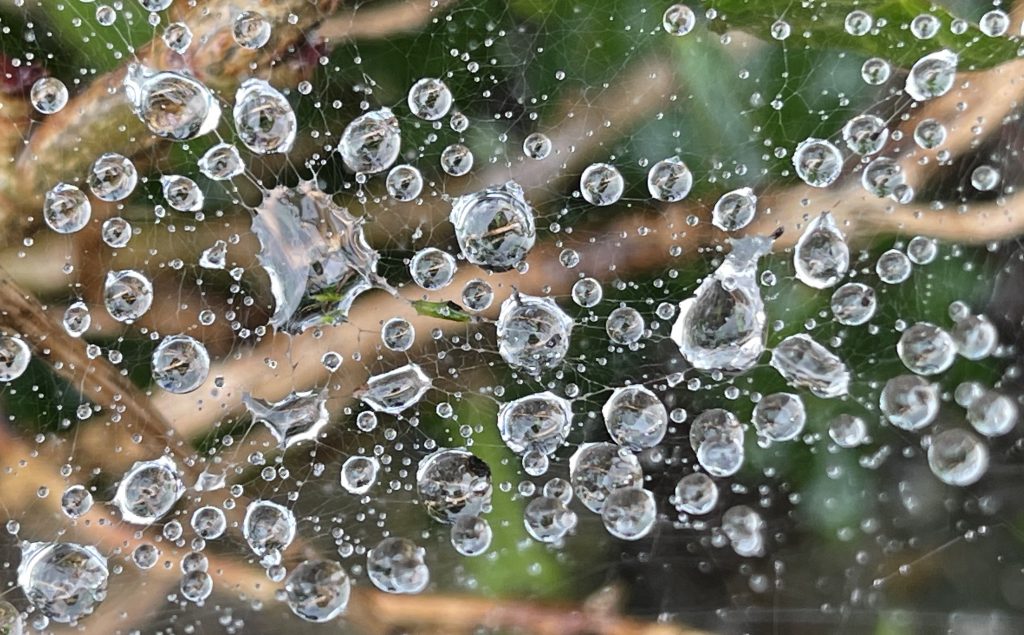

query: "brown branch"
(318, 0), (459, 41)
(0, 266), (185, 466)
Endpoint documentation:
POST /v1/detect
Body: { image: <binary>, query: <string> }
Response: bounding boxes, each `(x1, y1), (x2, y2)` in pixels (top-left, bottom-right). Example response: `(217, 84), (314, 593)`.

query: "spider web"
(0, 0), (1023, 633)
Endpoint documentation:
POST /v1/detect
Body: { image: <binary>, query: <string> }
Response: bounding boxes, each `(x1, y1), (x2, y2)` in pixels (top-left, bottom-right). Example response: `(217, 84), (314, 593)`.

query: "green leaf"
(411, 300), (473, 322)
(707, 0), (1020, 69)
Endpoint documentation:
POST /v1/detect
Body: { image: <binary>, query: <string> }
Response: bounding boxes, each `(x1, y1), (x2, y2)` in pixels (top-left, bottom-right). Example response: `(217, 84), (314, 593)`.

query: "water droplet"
(602, 487), (656, 540)
(572, 277), (603, 307)
(580, 163), (624, 206)
(842, 114), (888, 155)
(386, 164), (424, 201)
(712, 187), (757, 232)
(253, 181), (390, 332)
(190, 506), (226, 540)
(861, 57), (891, 85)
(360, 363), (431, 414)
(876, 249), (912, 284)
(162, 22), (192, 53)
(496, 293), (573, 373)
(647, 156), (692, 202)
(407, 77), (453, 120)
(927, 428), (988, 486)
(63, 302), (91, 337)
(905, 50), (957, 101)
(30, 77), (67, 114)
(450, 516), (492, 556)
(753, 392), (806, 441)
(285, 560), (351, 622)
(794, 212), (849, 289)
(233, 79), (296, 154)
(113, 456), (185, 524)
(416, 448), (491, 522)
(340, 455), (380, 494)
(897, 322), (956, 375)
(151, 334), (209, 394)
(674, 473), (718, 515)
(440, 143), (474, 176)
(952, 314), (998, 360)
(450, 181), (536, 271)
(569, 442), (643, 513)
(830, 282), (876, 326)
(103, 270), (153, 322)
(339, 108), (401, 174)
(971, 165), (1000, 192)
(243, 500), (296, 559)
(770, 334), (850, 398)
(844, 10), (873, 36)
(662, 4), (696, 36)
(524, 496), (578, 542)
(523, 132), (552, 159)
(382, 317), (415, 351)
(198, 143), (244, 180)
(722, 505), (765, 556)
(367, 537), (429, 594)
(42, 183), (90, 235)
(123, 64), (220, 140)
(979, 9), (1009, 37)
(410, 247), (456, 290)
(603, 385), (667, 449)
(606, 307), (645, 344)
(913, 119), (946, 149)
(672, 234), (774, 372)
(498, 391), (573, 456)
(880, 374), (939, 430)
(967, 390), (1017, 437)
(101, 217), (132, 248)
(793, 138), (843, 188)
(829, 414), (868, 447)
(60, 485), (93, 519)
(233, 11), (271, 49)
(18, 542), (108, 623)
(462, 279), (493, 311)
(88, 153), (137, 201)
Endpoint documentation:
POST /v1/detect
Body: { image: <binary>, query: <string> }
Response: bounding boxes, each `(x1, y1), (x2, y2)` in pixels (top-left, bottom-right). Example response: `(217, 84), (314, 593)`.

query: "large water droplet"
(123, 64), (220, 140)
(151, 334), (209, 394)
(88, 153), (137, 202)
(113, 456), (185, 525)
(339, 108), (401, 174)
(770, 334), (850, 398)
(366, 537), (429, 594)
(603, 385), (667, 449)
(897, 322), (956, 375)
(198, 143), (244, 180)
(569, 442), (643, 513)
(671, 234), (774, 372)
(285, 560), (351, 622)
(252, 181), (390, 332)
(0, 336), (30, 382)
(793, 138), (843, 188)
(601, 487), (656, 540)
(647, 156), (693, 202)
(880, 374), (938, 430)
(450, 181), (536, 271)
(416, 448), (492, 523)
(496, 293), (573, 373)
(243, 500), (296, 560)
(18, 542), (108, 623)
(927, 428), (988, 486)
(498, 391), (573, 456)
(407, 77), (453, 120)
(43, 183), (91, 234)
(103, 269), (153, 322)
(793, 212), (849, 289)
(233, 79), (296, 154)
(712, 187), (757, 232)
(580, 162), (624, 206)
(905, 50), (957, 101)
(359, 363), (432, 414)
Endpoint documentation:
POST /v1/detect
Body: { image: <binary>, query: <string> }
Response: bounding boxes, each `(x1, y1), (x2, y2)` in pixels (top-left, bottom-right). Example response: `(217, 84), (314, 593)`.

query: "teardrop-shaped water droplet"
(712, 187), (757, 231)
(243, 500), (296, 559)
(671, 234), (774, 371)
(793, 212), (849, 289)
